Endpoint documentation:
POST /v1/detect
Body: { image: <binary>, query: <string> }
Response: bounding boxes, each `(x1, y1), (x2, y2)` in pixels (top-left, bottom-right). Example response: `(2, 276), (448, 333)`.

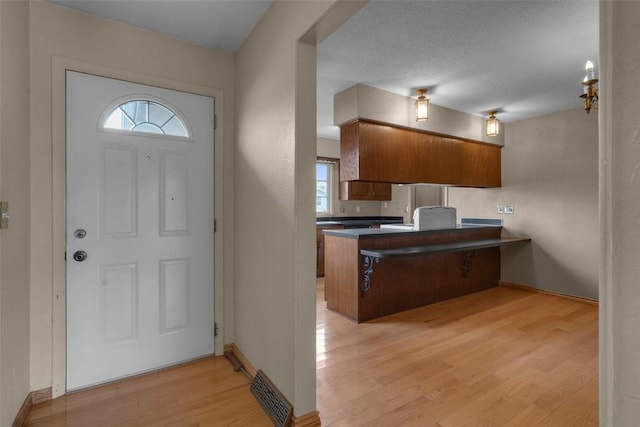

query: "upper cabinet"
(340, 119), (502, 188)
(339, 181), (391, 201)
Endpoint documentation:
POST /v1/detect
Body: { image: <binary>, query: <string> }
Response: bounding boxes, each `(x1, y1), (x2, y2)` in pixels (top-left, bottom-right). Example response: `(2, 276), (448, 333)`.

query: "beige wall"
(380, 185), (412, 222)
(317, 136), (340, 159)
(29, 1), (235, 396)
(0, 1), (31, 424)
(234, 1), (327, 415)
(331, 179), (382, 217)
(448, 108), (599, 300)
(234, 0), (363, 416)
(415, 186), (443, 208)
(600, 1), (640, 423)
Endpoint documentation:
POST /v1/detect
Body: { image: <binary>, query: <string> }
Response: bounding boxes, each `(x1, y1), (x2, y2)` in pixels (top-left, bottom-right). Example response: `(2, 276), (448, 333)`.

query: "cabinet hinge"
(214, 322), (219, 337)
(214, 114), (217, 130)
(214, 219), (217, 233)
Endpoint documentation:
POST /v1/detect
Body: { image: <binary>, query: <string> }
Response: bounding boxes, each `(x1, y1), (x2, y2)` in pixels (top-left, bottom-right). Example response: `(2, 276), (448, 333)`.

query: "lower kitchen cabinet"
(317, 225), (343, 277)
(323, 227), (530, 322)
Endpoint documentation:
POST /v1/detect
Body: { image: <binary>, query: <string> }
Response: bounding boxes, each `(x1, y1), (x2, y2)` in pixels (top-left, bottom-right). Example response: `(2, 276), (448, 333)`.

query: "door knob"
(73, 251), (87, 262)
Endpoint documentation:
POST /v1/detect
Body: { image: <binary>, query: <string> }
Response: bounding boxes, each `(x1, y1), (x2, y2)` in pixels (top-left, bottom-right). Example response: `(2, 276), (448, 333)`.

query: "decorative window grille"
(103, 99), (190, 138)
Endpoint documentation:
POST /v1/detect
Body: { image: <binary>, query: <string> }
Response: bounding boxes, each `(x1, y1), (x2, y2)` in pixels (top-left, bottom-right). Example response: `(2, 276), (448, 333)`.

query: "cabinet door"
(339, 181), (392, 201)
(340, 120), (502, 187)
(371, 182), (392, 200)
(316, 231), (325, 277)
(316, 226), (343, 277)
(339, 181), (370, 200)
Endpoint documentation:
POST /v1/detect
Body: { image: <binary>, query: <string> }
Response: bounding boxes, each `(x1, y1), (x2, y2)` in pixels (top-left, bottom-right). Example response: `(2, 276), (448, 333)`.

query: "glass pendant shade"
(580, 60), (598, 113)
(415, 89), (429, 122)
(486, 112), (499, 137)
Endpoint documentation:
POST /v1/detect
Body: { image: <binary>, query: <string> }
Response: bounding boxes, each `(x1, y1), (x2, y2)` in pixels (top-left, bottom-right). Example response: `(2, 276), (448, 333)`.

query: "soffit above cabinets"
(334, 84), (505, 147)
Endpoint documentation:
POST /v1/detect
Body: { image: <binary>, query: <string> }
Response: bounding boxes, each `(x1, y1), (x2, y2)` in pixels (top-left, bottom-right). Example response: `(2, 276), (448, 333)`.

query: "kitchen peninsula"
(316, 216), (403, 277)
(323, 222), (529, 323)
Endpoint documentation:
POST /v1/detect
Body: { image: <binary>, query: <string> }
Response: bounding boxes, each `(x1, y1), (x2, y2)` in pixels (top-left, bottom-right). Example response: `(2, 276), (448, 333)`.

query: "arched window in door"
(102, 98), (191, 138)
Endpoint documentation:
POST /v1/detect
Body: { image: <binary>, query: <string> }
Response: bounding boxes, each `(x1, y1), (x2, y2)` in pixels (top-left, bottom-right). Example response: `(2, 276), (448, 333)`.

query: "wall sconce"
(415, 89), (429, 121)
(486, 111), (500, 137)
(580, 60), (598, 113)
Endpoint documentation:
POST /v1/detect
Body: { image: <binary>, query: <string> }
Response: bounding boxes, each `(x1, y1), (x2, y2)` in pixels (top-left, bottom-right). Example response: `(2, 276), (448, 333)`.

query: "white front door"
(66, 71), (214, 390)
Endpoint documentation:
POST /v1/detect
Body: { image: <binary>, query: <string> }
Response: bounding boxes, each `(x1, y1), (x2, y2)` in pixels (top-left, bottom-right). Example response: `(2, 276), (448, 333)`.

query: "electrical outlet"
(356, 206), (360, 213)
(505, 205), (514, 214)
(497, 205), (504, 214)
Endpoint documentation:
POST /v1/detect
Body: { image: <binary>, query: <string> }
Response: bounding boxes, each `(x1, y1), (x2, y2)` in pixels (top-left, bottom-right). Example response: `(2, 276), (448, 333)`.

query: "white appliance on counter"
(379, 206), (457, 231)
(413, 206), (457, 230)
(379, 223), (416, 231)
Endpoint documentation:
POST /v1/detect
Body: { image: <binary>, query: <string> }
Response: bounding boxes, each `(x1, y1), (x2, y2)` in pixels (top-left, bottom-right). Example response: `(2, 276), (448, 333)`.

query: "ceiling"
(49, 0), (272, 53)
(317, 0), (599, 139)
(48, 0), (599, 141)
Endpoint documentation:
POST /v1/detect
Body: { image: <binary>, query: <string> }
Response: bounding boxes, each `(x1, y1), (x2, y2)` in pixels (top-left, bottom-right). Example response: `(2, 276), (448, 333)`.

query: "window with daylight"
(316, 158), (338, 214)
(103, 99), (190, 138)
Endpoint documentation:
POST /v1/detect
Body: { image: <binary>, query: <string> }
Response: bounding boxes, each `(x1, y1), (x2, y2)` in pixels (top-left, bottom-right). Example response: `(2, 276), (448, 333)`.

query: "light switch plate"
(505, 205), (514, 214)
(497, 205), (504, 214)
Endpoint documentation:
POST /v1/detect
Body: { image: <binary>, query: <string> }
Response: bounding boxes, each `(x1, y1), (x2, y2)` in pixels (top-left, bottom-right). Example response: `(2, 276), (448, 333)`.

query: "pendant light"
(415, 89), (429, 122)
(486, 111), (500, 137)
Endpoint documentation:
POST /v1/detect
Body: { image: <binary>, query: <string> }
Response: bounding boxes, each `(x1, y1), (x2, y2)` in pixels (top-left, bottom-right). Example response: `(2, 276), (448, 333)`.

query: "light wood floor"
(316, 278), (598, 427)
(25, 280), (598, 426)
(24, 356), (272, 426)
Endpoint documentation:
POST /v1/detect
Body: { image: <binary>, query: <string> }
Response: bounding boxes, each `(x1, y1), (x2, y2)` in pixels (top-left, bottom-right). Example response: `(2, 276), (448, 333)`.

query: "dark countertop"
(316, 216), (404, 227)
(323, 224), (503, 239)
(360, 237), (530, 258)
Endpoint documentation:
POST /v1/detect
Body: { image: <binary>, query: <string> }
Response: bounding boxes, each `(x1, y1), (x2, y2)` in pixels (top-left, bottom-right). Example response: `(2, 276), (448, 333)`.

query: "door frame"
(51, 57), (225, 398)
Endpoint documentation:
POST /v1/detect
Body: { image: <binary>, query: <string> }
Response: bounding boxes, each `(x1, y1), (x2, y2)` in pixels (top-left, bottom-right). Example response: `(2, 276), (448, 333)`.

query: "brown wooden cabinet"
(324, 227), (510, 323)
(316, 225), (343, 277)
(339, 181), (392, 201)
(340, 119), (502, 188)
(316, 228), (325, 277)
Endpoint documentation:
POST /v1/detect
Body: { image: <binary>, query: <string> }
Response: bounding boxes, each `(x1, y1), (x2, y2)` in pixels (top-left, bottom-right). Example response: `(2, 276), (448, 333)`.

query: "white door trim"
(51, 56), (225, 398)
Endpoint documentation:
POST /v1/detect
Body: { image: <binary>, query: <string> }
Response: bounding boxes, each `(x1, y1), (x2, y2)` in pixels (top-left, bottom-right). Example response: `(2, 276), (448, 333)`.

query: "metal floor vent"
(251, 369), (293, 427)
